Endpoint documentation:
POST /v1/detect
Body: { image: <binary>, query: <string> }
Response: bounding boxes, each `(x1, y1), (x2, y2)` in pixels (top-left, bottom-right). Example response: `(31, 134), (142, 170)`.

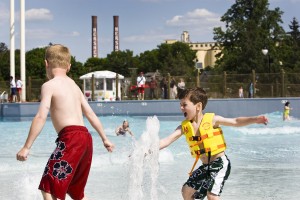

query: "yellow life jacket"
(181, 113), (226, 175)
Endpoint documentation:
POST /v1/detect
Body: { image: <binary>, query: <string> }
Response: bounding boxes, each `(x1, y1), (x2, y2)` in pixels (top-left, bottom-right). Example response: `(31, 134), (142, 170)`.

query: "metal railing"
(0, 70), (299, 102)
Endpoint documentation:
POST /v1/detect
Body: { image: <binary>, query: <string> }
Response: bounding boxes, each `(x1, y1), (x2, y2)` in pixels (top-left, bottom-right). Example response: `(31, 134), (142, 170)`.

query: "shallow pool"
(1, 112), (300, 200)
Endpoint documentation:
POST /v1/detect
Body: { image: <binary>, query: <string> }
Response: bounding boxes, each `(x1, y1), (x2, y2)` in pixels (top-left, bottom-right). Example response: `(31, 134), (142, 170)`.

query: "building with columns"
(165, 31), (221, 69)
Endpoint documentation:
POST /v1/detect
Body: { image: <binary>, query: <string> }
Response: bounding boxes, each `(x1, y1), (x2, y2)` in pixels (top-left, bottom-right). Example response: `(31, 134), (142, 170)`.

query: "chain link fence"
(0, 70), (299, 102)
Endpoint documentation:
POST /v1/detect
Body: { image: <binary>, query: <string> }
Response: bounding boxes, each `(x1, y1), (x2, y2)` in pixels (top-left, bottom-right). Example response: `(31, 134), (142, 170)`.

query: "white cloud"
(26, 29), (80, 41)
(166, 8), (222, 27)
(70, 31), (80, 37)
(123, 30), (175, 43)
(25, 8), (53, 21)
(139, 0), (178, 2)
(26, 28), (57, 40)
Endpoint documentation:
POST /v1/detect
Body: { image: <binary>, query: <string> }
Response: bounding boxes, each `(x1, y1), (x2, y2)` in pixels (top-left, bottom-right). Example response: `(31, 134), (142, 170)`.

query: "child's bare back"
(44, 75), (85, 133)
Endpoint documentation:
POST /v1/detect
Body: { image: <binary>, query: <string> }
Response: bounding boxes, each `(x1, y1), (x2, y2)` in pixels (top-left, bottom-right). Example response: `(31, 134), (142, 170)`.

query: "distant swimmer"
(283, 101), (292, 121)
(116, 120), (134, 136)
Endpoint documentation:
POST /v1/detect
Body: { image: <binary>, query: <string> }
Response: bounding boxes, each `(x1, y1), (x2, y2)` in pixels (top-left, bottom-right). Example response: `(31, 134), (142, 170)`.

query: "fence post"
(252, 70), (256, 98)
(167, 73), (171, 99)
(28, 76), (32, 101)
(91, 74), (95, 101)
(223, 71), (227, 98)
(281, 69), (285, 97)
(196, 69), (200, 87)
(116, 73), (119, 100)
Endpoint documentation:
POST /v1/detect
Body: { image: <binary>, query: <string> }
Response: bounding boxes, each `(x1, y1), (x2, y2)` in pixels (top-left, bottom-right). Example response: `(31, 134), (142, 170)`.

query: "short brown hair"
(45, 44), (71, 69)
(178, 87), (208, 110)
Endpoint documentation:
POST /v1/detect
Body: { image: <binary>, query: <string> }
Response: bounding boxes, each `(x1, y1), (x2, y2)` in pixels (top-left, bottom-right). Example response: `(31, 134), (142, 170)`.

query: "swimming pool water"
(0, 112), (300, 200)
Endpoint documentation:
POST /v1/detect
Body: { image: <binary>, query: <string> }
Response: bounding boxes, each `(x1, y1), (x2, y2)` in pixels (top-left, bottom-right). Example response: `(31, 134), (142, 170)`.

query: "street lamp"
(195, 61), (203, 87)
(262, 48), (270, 73)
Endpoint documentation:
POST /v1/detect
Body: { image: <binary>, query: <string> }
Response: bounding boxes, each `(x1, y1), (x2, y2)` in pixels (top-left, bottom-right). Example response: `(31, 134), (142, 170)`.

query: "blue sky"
(1, 0), (300, 63)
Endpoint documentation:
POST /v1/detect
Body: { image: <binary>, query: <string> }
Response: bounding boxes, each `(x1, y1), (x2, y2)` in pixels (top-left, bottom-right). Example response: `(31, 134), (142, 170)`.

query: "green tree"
(138, 49), (160, 73)
(278, 17), (300, 72)
(213, 0), (285, 73)
(105, 50), (138, 76)
(84, 57), (106, 72)
(0, 43), (9, 81)
(156, 42), (196, 76)
(25, 47), (46, 79)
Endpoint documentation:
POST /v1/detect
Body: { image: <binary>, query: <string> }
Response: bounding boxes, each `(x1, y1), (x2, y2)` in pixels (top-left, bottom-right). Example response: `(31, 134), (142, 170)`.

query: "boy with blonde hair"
(17, 44), (114, 200)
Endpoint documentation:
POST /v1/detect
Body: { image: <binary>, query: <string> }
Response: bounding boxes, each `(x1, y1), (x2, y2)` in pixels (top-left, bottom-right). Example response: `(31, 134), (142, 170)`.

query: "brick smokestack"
(92, 16), (98, 57)
(113, 15), (119, 51)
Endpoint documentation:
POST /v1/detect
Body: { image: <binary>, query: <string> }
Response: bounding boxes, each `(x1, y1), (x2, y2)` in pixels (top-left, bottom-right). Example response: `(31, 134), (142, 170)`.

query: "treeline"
(1, 0), (300, 83)
(0, 42), (197, 84)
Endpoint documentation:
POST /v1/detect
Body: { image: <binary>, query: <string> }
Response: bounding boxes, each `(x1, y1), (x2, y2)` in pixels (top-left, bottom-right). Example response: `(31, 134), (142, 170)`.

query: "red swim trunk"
(138, 85), (145, 93)
(39, 125), (93, 200)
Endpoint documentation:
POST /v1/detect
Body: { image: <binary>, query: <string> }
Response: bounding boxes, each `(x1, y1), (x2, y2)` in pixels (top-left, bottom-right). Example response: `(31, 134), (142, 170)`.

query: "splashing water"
(128, 116), (160, 200)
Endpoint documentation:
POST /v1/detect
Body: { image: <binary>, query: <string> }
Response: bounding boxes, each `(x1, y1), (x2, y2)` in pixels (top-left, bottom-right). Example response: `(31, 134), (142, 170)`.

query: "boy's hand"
(257, 116), (268, 125)
(16, 147), (30, 161)
(103, 139), (114, 152)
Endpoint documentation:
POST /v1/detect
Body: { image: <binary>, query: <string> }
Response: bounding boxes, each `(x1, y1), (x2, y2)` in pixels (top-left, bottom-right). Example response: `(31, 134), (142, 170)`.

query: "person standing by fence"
(238, 86), (244, 98)
(170, 77), (177, 99)
(16, 76), (23, 102)
(9, 76), (17, 103)
(177, 78), (186, 97)
(136, 72), (146, 100)
(149, 77), (157, 99)
(248, 82), (254, 98)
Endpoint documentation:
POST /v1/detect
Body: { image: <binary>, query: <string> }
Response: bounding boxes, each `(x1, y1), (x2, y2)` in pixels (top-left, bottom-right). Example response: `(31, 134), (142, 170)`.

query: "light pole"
(195, 61), (203, 87)
(262, 48), (270, 73)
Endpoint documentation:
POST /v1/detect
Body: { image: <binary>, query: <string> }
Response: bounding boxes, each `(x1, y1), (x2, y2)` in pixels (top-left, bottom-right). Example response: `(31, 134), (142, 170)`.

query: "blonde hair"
(45, 44), (71, 69)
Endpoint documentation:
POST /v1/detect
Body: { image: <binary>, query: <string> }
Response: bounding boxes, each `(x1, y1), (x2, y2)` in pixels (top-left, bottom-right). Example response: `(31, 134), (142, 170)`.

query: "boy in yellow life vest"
(159, 87), (268, 200)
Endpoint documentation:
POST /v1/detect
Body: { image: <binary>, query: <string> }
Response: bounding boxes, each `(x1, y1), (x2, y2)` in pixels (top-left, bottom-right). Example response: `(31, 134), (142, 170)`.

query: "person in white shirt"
(10, 76), (17, 103)
(177, 78), (186, 96)
(16, 76), (23, 102)
(136, 72), (146, 100)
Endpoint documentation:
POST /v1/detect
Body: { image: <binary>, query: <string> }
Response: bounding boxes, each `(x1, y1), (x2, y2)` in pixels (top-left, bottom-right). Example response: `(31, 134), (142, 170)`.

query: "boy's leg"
(182, 184), (196, 200)
(207, 191), (220, 200)
(41, 191), (57, 200)
(182, 185), (221, 200)
(42, 190), (89, 200)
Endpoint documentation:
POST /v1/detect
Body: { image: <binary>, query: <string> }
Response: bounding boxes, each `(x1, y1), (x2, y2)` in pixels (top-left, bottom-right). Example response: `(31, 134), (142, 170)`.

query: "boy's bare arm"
(81, 94), (114, 152)
(214, 115), (268, 127)
(128, 128), (134, 136)
(16, 84), (52, 161)
(159, 126), (182, 150)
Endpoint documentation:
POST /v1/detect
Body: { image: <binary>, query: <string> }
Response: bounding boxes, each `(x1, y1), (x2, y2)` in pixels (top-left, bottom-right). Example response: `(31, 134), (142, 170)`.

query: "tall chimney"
(91, 16), (98, 57)
(113, 16), (119, 51)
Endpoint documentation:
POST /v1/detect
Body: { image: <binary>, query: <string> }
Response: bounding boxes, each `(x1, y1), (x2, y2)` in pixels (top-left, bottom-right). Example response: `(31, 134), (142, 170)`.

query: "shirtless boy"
(159, 87), (268, 200)
(16, 44), (114, 200)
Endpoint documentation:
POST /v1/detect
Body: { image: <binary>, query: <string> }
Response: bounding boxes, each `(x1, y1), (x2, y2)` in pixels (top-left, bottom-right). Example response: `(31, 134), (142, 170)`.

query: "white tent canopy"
(79, 70), (124, 101)
(79, 70), (124, 80)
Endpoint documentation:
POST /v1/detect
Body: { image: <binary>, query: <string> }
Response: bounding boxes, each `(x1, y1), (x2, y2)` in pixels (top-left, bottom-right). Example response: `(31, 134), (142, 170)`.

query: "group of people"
(17, 44), (271, 200)
(238, 81), (254, 98)
(160, 77), (186, 99)
(136, 72), (186, 100)
(9, 76), (23, 103)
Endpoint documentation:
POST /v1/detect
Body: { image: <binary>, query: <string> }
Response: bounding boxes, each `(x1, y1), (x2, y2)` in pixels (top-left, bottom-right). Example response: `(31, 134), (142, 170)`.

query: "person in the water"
(115, 120), (134, 136)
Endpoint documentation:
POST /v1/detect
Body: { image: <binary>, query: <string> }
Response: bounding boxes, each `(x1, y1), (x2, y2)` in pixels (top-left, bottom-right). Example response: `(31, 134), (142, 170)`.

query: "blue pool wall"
(1, 97), (299, 120)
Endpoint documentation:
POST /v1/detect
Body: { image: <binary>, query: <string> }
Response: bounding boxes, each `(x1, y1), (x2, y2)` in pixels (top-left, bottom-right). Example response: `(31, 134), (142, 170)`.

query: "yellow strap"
(189, 156), (200, 176)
